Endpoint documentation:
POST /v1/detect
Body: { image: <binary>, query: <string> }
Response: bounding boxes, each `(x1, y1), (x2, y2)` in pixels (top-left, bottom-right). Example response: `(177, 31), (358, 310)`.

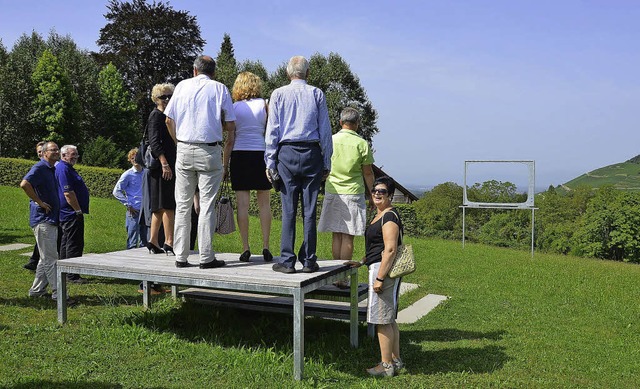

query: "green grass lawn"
(1, 185), (639, 388)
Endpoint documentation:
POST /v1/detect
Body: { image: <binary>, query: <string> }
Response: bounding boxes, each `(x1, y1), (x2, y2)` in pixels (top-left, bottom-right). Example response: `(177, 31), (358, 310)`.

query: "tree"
(30, 49), (80, 145)
(214, 33), (238, 91)
(46, 32), (102, 146)
(82, 135), (125, 168)
(97, 63), (139, 155)
(96, 0), (205, 125)
(413, 182), (463, 238)
(0, 32), (47, 158)
(268, 52), (379, 143)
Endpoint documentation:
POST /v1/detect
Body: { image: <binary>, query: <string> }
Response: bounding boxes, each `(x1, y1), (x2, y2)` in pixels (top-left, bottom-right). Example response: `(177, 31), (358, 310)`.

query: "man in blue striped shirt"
(265, 56), (333, 274)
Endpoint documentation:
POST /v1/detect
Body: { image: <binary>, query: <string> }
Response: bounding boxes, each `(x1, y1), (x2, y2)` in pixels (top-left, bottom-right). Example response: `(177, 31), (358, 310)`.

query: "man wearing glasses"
(20, 142), (62, 300)
(165, 55), (236, 269)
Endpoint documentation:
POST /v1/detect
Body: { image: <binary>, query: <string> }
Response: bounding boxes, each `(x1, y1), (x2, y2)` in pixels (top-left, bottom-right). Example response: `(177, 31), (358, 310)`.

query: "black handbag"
(136, 122), (160, 170)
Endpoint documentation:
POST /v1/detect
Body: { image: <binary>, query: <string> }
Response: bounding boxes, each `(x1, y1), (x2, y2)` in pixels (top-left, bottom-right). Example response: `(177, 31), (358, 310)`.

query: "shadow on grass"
(0, 294), (144, 309)
(119, 302), (510, 376)
(6, 381), (164, 389)
(0, 230), (32, 245)
(400, 328), (509, 375)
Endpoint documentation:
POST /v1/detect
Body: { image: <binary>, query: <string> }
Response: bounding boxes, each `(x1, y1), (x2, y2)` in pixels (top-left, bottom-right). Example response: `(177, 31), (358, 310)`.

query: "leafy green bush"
(82, 136), (127, 169)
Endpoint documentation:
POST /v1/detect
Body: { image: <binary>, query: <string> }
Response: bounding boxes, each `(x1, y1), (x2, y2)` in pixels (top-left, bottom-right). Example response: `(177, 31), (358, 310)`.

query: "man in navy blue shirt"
(23, 141), (47, 272)
(56, 144), (90, 283)
(21, 141), (61, 299)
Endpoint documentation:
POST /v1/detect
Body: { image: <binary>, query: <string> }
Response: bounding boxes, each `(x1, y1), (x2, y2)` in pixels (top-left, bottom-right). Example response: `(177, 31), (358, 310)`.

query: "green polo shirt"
(325, 129), (374, 195)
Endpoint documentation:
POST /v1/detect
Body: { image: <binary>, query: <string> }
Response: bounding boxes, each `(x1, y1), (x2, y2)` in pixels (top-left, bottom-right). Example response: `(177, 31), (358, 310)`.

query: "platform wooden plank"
(57, 248), (350, 289)
(180, 288), (368, 321)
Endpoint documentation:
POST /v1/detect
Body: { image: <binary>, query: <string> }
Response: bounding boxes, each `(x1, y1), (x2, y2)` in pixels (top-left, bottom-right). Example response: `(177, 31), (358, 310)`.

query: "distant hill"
(561, 155), (640, 192)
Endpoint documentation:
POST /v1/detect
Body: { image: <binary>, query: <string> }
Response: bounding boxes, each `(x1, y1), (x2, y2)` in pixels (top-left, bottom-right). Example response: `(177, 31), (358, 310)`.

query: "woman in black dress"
(146, 83), (176, 255)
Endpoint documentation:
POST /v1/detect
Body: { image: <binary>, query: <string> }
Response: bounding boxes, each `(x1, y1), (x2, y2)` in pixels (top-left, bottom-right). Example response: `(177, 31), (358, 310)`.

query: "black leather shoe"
(262, 249), (273, 262)
(272, 263), (296, 274)
(239, 250), (251, 262)
(302, 263), (320, 273)
(23, 261), (38, 271)
(200, 260), (226, 269)
(175, 261), (190, 268)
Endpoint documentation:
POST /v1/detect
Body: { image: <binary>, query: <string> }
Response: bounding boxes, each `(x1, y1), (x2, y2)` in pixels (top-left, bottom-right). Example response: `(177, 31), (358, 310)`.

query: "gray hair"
(194, 55), (216, 76)
(340, 107), (360, 125)
(60, 145), (77, 156)
(286, 56), (309, 79)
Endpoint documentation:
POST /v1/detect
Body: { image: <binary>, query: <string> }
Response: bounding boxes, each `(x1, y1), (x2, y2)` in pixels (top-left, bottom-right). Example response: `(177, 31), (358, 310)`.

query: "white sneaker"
(366, 361), (394, 377)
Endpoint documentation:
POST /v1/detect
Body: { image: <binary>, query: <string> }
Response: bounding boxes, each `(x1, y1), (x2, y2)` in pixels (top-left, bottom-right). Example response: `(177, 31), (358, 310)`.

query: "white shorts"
(367, 262), (402, 325)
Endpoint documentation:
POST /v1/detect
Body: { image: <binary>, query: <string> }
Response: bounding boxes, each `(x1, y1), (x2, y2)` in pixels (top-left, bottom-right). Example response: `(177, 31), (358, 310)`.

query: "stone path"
(0, 243), (31, 252)
(396, 282), (448, 324)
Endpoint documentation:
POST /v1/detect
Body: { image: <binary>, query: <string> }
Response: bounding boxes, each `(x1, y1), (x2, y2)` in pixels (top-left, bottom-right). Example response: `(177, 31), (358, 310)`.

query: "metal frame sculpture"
(461, 160), (537, 256)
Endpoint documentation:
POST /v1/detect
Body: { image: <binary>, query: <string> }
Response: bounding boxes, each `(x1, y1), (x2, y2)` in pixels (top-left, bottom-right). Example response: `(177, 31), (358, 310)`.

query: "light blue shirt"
(112, 167), (144, 211)
(265, 79), (333, 170)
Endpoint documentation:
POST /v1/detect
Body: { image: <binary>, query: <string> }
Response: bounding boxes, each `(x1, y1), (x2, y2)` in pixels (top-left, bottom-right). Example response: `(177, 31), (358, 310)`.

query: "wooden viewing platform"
(56, 248), (360, 380)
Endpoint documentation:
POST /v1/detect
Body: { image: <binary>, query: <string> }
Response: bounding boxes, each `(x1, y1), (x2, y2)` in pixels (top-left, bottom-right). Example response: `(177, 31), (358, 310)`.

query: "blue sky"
(1, 0), (639, 190)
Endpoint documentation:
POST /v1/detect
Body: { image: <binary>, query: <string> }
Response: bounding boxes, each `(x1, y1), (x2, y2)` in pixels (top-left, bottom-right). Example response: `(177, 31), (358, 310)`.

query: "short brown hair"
(127, 148), (138, 161)
(232, 72), (263, 102)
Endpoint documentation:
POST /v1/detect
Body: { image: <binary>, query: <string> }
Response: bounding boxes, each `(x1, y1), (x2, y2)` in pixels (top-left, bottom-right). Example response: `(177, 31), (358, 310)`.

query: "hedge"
(0, 157), (123, 199)
(2, 157), (422, 236)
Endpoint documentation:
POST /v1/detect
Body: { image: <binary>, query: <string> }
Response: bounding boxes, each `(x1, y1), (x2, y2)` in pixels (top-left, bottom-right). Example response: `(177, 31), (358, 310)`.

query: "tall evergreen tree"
(97, 63), (139, 152)
(96, 0), (205, 126)
(215, 33), (238, 91)
(31, 49), (80, 145)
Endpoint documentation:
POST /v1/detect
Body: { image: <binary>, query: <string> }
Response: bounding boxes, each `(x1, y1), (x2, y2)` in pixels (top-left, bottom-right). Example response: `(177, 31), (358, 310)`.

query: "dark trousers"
(277, 143), (323, 268)
(59, 215), (85, 280)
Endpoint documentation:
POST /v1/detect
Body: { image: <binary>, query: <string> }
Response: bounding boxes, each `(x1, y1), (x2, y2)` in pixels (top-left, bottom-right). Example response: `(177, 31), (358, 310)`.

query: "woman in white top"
(227, 72), (273, 262)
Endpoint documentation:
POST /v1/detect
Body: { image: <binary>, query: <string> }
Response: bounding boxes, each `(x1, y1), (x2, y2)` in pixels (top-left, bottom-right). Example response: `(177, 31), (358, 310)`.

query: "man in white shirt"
(165, 55), (236, 268)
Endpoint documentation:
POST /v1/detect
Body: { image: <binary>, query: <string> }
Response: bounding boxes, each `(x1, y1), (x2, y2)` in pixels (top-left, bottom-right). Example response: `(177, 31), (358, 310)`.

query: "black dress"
(146, 108), (176, 212)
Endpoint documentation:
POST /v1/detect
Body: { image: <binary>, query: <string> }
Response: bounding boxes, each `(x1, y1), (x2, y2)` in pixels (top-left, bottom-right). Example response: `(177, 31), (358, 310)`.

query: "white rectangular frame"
(463, 160), (535, 208)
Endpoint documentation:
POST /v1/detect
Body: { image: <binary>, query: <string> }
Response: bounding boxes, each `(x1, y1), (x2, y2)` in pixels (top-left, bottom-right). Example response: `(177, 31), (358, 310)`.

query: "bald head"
(194, 55), (216, 77)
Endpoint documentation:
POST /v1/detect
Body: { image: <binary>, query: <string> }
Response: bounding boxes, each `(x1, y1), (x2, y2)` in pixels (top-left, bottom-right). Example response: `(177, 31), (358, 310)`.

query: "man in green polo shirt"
(318, 107), (375, 287)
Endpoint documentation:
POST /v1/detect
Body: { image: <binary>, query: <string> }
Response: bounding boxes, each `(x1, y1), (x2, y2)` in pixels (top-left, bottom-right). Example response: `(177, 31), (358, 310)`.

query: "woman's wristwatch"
(375, 277), (385, 282)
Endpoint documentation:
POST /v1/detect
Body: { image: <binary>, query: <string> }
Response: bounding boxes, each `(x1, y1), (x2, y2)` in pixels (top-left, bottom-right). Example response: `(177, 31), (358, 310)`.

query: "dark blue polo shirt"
(23, 160), (60, 228)
(55, 161), (90, 222)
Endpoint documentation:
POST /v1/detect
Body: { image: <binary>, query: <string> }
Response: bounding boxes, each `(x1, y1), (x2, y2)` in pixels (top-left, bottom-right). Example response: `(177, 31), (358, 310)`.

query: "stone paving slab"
(397, 294), (448, 324)
(0, 243), (32, 252)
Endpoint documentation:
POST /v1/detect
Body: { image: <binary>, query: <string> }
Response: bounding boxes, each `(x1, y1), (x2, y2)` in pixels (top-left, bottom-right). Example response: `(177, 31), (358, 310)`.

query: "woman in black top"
(345, 176), (404, 377)
(145, 83), (176, 255)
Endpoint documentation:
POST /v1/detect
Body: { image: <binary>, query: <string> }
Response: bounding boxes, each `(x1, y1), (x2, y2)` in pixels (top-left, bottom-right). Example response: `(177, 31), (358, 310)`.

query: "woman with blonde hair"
(145, 83), (176, 256)
(226, 71), (272, 262)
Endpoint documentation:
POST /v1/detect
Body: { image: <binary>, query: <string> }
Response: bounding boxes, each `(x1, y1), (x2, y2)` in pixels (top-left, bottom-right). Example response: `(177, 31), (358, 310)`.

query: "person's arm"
(112, 172), (128, 206)
(362, 163), (375, 203)
(20, 179), (52, 213)
(148, 111), (171, 180)
(165, 117), (177, 145)
(264, 95), (279, 172)
(64, 191), (83, 215)
(373, 216), (400, 293)
(223, 121), (236, 180)
(317, 90), (333, 172)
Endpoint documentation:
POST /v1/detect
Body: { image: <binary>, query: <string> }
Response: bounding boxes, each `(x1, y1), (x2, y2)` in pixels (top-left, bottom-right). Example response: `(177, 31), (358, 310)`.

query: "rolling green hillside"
(562, 156), (640, 191)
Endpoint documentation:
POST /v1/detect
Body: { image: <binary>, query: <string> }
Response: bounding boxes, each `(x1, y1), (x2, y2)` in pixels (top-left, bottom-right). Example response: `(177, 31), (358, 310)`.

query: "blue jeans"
(126, 210), (148, 249)
(277, 143), (323, 269)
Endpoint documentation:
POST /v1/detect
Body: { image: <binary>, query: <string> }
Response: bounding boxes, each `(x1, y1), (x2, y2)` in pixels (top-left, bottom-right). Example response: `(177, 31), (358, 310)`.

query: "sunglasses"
(158, 94), (172, 101)
(371, 188), (388, 195)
